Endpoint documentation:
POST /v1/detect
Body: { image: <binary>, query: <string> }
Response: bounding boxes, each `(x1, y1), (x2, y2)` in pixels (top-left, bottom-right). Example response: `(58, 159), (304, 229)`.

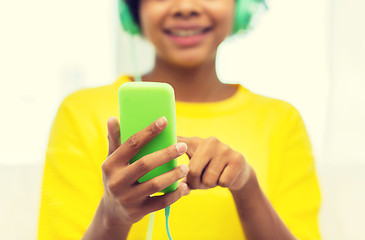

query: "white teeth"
(170, 29), (204, 37)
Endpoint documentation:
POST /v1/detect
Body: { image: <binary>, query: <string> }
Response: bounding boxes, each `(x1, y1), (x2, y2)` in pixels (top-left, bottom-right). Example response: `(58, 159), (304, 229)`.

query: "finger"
(126, 142), (187, 181)
(107, 116), (121, 157)
(177, 136), (198, 159)
(177, 136), (187, 142)
(143, 182), (190, 213)
(186, 144), (212, 189)
(180, 177), (193, 191)
(201, 158), (227, 188)
(131, 165), (189, 199)
(114, 116), (168, 165)
(218, 163), (241, 188)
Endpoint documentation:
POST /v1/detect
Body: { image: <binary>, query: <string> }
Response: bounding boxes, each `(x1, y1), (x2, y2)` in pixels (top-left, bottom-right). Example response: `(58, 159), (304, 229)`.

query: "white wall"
(319, 1), (365, 237)
(0, 0), (118, 165)
(325, 0), (365, 166)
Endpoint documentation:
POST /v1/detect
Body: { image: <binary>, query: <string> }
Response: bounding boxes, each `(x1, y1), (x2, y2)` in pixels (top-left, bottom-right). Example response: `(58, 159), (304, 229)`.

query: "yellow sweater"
(39, 76), (321, 239)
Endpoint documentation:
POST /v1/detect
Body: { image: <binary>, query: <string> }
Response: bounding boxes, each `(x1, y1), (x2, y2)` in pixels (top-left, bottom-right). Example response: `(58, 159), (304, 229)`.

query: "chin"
(172, 58), (207, 69)
(165, 50), (217, 69)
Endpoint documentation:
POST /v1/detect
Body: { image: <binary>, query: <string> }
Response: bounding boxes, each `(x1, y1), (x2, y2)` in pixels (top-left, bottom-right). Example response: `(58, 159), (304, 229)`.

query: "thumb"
(107, 116), (121, 156)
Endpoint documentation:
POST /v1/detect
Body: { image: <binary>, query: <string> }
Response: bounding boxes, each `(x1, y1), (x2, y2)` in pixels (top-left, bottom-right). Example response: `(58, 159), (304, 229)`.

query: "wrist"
(229, 168), (266, 221)
(83, 197), (132, 240)
(101, 196), (133, 229)
(229, 167), (260, 200)
(228, 169), (296, 240)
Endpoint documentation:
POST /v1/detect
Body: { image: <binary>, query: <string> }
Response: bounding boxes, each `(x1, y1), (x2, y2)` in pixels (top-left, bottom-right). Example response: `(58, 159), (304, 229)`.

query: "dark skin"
(83, 117), (190, 239)
(83, 0), (296, 239)
(142, 56), (237, 103)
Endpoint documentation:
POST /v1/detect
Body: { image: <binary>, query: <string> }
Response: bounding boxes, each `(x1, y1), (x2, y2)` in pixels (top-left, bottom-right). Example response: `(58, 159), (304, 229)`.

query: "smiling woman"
(38, 0), (321, 240)
(138, 0), (234, 68)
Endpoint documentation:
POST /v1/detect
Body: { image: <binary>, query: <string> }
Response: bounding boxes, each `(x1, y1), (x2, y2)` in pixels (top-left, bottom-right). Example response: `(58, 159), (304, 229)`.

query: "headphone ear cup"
(232, 0), (267, 34)
(118, 0), (141, 35)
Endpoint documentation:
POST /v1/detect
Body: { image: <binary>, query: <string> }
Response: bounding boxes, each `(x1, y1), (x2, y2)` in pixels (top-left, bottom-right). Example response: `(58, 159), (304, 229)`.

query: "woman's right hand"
(101, 116), (190, 228)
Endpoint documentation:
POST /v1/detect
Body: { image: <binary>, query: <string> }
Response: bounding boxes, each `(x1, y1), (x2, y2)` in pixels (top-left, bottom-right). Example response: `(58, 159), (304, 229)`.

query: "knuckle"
(127, 135), (141, 150)
(234, 151), (244, 159)
(207, 136), (220, 144)
(101, 161), (110, 175)
(202, 174), (217, 188)
(232, 152), (245, 165)
(202, 178), (215, 188)
(150, 179), (161, 193)
(221, 145), (232, 155)
(188, 167), (200, 178)
(136, 158), (149, 172)
(219, 177), (230, 188)
(147, 124), (159, 136)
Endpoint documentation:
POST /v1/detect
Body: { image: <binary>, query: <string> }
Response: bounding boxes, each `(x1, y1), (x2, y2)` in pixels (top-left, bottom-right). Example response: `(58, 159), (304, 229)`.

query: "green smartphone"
(118, 82), (178, 193)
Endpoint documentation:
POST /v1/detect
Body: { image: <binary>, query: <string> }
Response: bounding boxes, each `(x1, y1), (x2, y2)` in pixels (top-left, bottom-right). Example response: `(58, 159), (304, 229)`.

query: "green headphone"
(118, 0), (267, 36)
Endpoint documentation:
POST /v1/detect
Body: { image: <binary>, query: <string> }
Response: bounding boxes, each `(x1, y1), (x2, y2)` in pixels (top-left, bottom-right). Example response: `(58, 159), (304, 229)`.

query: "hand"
(101, 116), (190, 227)
(178, 136), (251, 192)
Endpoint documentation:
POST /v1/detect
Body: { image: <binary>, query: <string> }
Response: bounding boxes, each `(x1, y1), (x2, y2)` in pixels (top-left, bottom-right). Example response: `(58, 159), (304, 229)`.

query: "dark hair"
(125, 0), (140, 26)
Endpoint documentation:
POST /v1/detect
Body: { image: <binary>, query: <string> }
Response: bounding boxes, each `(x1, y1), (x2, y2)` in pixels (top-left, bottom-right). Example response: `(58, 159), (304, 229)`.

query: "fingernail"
(176, 142), (187, 154)
(182, 183), (190, 196)
(180, 165), (189, 176)
(156, 116), (167, 129)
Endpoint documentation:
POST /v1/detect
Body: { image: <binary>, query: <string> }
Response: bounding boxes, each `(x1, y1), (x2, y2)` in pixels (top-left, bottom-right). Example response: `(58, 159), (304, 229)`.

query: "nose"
(170, 0), (202, 19)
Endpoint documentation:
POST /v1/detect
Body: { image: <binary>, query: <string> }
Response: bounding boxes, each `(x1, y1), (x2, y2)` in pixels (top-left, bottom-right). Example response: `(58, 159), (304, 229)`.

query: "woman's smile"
(163, 25), (213, 47)
(140, 0), (234, 67)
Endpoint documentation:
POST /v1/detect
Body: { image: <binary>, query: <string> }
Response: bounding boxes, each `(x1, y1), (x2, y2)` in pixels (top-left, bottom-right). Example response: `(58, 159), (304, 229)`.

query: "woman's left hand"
(177, 136), (251, 192)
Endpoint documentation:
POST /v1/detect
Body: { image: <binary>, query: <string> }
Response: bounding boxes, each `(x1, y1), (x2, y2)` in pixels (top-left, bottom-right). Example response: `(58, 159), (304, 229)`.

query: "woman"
(39, 0), (321, 239)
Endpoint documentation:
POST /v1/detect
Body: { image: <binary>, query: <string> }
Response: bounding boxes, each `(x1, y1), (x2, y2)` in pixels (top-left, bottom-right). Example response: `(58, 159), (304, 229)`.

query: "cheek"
(209, 3), (235, 37)
(139, 4), (164, 39)
(139, 12), (153, 38)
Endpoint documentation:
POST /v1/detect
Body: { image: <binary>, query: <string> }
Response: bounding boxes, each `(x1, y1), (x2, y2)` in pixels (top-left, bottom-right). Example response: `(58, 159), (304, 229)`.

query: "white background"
(0, 0), (364, 239)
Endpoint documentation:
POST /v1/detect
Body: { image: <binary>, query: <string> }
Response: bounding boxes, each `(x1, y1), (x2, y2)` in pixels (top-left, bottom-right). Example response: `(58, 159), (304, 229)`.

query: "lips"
(163, 26), (212, 47)
(165, 27), (212, 37)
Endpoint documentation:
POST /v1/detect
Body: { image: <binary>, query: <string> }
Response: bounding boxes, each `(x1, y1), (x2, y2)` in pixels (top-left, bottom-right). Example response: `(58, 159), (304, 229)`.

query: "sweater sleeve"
(38, 96), (104, 240)
(268, 104), (321, 240)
